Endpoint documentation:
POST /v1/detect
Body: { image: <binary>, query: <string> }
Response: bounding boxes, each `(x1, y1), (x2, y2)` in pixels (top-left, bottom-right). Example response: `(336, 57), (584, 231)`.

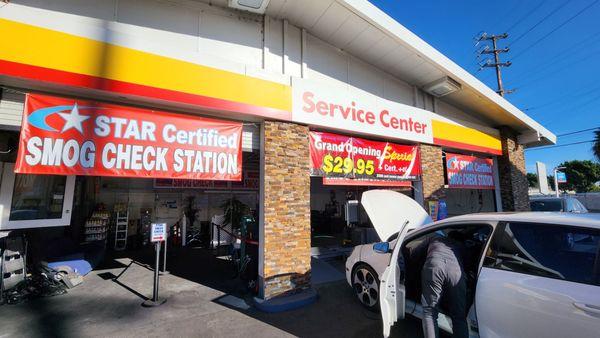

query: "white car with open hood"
(345, 190), (600, 338)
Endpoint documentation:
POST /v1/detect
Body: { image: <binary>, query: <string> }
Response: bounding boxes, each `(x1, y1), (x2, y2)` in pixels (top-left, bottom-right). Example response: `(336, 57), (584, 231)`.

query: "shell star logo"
(28, 103), (91, 134)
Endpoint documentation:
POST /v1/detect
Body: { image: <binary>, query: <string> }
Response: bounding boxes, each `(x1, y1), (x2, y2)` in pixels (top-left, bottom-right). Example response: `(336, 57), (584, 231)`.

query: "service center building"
(0, 0), (555, 300)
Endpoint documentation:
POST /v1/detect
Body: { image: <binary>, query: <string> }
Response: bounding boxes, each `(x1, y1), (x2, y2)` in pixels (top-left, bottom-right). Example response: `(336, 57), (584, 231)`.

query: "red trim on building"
(433, 137), (502, 156)
(0, 59), (292, 121)
(322, 177), (412, 187)
(0, 60), (505, 157)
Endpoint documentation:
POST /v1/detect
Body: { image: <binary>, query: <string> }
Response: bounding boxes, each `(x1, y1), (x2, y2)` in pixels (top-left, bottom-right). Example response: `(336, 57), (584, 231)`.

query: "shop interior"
(310, 177), (413, 252)
(309, 175), (414, 284)
(444, 189), (496, 216)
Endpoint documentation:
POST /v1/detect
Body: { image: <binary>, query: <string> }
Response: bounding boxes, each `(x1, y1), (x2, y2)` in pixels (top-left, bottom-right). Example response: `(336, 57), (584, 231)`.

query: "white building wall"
(3, 0), (485, 128)
(436, 99), (488, 126)
(305, 34), (348, 86)
(264, 16), (283, 74)
(117, 0), (201, 54)
(284, 23), (303, 77)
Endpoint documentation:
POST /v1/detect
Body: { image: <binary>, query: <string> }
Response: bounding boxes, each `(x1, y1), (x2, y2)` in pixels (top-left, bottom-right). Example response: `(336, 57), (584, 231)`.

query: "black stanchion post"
(153, 241), (160, 300)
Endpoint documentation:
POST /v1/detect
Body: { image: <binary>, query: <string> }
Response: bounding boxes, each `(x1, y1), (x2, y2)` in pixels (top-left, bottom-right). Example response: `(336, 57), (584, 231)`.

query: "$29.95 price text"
(321, 154), (375, 175)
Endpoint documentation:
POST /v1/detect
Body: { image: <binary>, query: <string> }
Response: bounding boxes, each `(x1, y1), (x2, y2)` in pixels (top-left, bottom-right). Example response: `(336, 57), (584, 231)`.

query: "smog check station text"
(16, 94), (243, 181)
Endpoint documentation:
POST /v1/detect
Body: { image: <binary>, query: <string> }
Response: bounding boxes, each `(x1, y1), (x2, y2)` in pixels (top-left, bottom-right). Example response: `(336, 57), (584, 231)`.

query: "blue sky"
(369, 0), (600, 174)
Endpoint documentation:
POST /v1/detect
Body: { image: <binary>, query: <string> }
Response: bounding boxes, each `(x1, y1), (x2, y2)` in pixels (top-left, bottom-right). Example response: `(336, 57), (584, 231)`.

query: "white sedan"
(345, 190), (600, 337)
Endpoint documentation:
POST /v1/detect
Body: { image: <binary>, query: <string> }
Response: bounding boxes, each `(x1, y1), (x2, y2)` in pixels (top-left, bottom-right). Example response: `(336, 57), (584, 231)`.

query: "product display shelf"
(83, 211), (110, 243)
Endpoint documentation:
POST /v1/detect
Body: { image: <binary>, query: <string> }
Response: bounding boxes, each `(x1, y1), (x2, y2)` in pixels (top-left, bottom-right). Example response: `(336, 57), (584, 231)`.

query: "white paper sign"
(150, 223), (167, 242)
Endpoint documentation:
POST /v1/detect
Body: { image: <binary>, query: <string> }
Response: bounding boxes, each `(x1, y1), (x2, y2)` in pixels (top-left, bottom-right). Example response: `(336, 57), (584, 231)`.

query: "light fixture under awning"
(228, 0), (270, 13)
(423, 76), (462, 97)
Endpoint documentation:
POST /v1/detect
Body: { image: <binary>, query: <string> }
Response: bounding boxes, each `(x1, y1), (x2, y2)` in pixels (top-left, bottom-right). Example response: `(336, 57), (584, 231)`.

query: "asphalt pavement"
(0, 249), (424, 337)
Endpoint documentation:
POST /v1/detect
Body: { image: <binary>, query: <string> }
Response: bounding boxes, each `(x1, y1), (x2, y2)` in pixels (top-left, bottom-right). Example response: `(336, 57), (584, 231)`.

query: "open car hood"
(361, 190), (433, 242)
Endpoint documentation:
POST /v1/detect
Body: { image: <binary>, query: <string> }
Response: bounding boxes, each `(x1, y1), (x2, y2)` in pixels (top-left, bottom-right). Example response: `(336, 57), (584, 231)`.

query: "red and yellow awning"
(0, 18), (501, 155)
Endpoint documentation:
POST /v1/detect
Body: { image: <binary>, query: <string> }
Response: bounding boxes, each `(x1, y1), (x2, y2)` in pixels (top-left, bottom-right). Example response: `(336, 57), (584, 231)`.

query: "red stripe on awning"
(433, 137), (502, 155)
(0, 59), (291, 121)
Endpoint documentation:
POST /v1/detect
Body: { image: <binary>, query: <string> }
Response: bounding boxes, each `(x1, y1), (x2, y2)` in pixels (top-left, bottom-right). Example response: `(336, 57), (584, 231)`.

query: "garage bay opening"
(308, 130), (420, 285)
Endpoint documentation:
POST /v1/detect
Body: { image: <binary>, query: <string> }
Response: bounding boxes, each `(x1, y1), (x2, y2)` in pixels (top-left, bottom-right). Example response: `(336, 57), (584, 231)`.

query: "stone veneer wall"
(497, 127), (530, 211)
(420, 144), (446, 208)
(261, 121), (311, 299)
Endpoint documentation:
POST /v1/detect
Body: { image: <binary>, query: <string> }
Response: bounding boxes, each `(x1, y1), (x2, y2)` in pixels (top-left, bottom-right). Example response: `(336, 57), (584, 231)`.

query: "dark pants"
(421, 258), (468, 338)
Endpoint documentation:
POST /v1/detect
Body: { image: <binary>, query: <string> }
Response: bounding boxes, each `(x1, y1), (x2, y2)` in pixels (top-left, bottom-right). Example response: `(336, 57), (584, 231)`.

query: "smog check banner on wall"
(310, 131), (421, 183)
(15, 94), (242, 180)
(446, 153), (494, 189)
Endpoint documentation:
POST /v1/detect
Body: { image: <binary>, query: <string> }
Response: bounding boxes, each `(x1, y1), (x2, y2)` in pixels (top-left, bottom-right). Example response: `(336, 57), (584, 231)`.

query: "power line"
(543, 92), (600, 126)
(478, 1), (597, 85)
(564, 92), (600, 112)
(503, 0), (544, 33)
(524, 83), (600, 111)
(489, 1), (526, 33)
(508, 1), (570, 47)
(512, 48), (600, 88)
(472, 1), (526, 74)
(509, 31), (600, 84)
(526, 85), (600, 111)
(510, 0), (600, 61)
(478, 1), (567, 83)
(557, 127), (600, 137)
(525, 140), (595, 151)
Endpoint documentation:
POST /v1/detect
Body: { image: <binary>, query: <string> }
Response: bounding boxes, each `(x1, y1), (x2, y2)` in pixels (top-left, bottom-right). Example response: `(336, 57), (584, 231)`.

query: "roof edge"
(337, 0), (557, 146)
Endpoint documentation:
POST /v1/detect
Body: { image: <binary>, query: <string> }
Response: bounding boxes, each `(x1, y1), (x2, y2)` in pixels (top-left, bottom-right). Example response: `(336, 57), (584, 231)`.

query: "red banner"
(446, 153), (494, 189)
(15, 94), (242, 180)
(309, 131), (421, 181)
(154, 170), (259, 189)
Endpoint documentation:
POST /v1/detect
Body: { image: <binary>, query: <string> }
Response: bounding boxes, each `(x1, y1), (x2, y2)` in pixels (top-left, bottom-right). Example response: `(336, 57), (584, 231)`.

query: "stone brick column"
(420, 144), (446, 208)
(260, 121), (311, 299)
(497, 127), (530, 211)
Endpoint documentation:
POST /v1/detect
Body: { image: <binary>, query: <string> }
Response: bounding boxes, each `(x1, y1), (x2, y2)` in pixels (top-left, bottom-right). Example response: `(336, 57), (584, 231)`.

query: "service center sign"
(310, 131), (421, 181)
(446, 153), (494, 189)
(15, 94), (242, 180)
(293, 78), (433, 144)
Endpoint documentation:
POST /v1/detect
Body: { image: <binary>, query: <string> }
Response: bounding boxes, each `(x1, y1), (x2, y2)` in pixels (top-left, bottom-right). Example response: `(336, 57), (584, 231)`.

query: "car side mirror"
(373, 242), (390, 254)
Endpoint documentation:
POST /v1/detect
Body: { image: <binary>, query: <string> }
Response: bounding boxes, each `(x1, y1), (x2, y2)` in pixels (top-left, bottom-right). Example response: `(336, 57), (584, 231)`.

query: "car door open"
(360, 190), (433, 337)
(379, 220), (412, 337)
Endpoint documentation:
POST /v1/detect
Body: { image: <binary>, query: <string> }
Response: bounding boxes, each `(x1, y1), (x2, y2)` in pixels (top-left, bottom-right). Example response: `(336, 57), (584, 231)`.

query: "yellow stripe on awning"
(432, 120), (502, 153)
(0, 18), (291, 112)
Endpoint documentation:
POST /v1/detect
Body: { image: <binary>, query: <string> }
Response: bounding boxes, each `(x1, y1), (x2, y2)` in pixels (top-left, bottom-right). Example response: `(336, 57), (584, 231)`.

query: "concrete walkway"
(0, 249), (422, 337)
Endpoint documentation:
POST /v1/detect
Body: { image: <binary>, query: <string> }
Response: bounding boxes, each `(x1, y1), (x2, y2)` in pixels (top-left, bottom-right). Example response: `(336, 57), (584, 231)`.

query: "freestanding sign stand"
(142, 223), (167, 307)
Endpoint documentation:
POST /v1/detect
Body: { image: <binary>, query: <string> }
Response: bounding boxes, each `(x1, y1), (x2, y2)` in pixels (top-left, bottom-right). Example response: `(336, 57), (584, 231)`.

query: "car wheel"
(352, 263), (380, 311)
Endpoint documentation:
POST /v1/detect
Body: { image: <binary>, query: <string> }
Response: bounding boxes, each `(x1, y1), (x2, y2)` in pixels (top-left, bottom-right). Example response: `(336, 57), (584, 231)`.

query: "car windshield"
(530, 199), (563, 211)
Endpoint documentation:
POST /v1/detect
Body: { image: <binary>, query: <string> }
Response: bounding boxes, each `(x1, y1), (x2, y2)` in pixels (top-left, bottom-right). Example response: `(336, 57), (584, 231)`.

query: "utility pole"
(475, 33), (513, 96)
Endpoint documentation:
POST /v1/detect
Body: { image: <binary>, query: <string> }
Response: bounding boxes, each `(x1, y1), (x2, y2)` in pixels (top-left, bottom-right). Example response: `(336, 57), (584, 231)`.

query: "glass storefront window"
(9, 174), (67, 221)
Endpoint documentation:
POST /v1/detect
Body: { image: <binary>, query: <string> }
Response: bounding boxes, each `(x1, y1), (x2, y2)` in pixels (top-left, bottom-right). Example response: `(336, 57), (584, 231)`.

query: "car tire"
(352, 263), (380, 312)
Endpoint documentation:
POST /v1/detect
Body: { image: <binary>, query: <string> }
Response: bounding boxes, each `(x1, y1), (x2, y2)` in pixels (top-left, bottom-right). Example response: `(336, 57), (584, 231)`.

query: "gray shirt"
(409, 233), (466, 269)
